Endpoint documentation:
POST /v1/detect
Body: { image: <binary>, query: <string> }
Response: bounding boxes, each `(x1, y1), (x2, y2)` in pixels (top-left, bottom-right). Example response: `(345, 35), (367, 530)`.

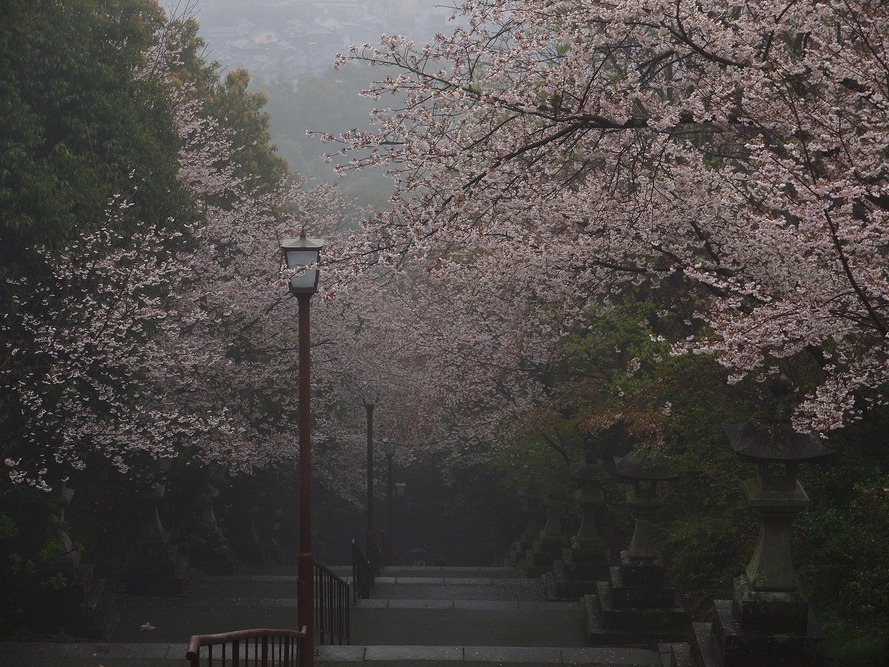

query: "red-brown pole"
(366, 402), (375, 559)
(386, 451), (393, 564)
(296, 293), (314, 666)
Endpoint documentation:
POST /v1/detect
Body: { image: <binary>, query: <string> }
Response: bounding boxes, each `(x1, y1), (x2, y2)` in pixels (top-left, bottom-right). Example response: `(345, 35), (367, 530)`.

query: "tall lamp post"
(395, 481), (407, 564)
(363, 390), (380, 574)
(281, 230), (323, 666)
(383, 437), (396, 564)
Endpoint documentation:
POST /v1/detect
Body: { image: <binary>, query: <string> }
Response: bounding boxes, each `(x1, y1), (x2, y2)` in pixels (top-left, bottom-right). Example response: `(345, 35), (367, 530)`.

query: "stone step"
(192, 573), (537, 601)
(109, 595), (585, 647)
(351, 599), (586, 647)
(318, 644), (666, 665)
(382, 565), (520, 579)
(372, 578), (544, 601)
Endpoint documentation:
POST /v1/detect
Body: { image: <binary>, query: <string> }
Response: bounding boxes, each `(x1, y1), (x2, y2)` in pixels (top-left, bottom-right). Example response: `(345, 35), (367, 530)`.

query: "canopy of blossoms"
(324, 0), (889, 435)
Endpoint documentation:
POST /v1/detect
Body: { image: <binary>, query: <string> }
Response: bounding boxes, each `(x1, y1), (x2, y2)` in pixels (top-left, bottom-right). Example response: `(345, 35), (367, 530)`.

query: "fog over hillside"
(156, 1), (460, 194)
(160, 0), (459, 83)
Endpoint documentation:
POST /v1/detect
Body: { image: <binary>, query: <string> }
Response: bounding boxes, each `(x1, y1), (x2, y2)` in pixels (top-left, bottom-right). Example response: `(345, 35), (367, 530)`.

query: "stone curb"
(354, 599), (580, 610)
(316, 644), (662, 664)
(0, 642), (662, 665)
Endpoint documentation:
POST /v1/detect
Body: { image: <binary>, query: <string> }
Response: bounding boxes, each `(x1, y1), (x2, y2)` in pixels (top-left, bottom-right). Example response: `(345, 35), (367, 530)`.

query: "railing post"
(187, 628), (306, 667)
(312, 559), (351, 647)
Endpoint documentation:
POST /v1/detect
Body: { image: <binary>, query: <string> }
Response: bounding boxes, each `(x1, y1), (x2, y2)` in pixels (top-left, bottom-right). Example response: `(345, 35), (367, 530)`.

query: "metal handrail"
(313, 560), (350, 645)
(351, 539), (373, 603)
(186, 627), (306, 666)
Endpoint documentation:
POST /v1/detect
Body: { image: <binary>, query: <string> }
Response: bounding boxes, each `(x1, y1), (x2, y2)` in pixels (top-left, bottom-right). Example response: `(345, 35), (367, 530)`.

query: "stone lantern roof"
(725, 420), (833, 463)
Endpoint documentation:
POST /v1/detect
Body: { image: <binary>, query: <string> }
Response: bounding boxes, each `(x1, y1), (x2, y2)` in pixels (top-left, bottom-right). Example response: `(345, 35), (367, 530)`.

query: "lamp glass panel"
(289, 269), (318, 290)
(285, 248), (319, 268)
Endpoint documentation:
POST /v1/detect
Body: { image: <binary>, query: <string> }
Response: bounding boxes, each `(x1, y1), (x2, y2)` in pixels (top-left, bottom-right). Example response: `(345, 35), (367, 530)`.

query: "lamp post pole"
(296, 292), (314, 664)
(281, 231), (324, 667)
(383, 438), (395, 564)
(395, 481), (406, 564)
(363, 391), (379, 574)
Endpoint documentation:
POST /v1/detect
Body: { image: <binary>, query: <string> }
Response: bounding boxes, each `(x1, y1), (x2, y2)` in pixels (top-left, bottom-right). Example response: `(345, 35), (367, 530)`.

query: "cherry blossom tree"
(314, 262), (555, 468)
(0, 4), (348, 489)
(327, 0), (889, 435)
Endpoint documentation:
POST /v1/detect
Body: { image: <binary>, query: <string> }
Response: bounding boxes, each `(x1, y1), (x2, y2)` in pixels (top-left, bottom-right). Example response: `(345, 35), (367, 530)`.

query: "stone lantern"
(569, 457), (612, 559)
(691, 420), (833, 667)
(548, 458), (613, 598)
(190, 482), (235, 575)
(727, 420), (832, 605)
(518, 493), (569, 578)
(615, 450), (679, 566)
(587, 448), (688, 646)
(507, 487), (542, 567)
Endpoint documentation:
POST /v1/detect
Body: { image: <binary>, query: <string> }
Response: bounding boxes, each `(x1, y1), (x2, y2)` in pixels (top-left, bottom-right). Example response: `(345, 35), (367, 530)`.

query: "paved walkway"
(0, 566), (667, 666)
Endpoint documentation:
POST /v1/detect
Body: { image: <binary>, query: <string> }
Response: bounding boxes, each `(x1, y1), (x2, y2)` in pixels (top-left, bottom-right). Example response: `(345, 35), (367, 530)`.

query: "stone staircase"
(318, 565), (672, 666)
(0, 563), (682, 666)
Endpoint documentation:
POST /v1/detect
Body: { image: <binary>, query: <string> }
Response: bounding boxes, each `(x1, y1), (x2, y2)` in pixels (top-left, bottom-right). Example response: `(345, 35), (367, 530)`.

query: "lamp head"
(363, 389), (380, 408)
(281, 230), (324, 294)
(383, 437), (396, 457)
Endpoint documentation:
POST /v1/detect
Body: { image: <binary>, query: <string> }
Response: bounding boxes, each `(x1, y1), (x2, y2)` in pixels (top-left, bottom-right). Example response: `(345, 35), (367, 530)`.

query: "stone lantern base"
(548, 463), (614, 598)
(546, 541), (613, 599)
(690, 569), (829, 667)
(517, 529), (570, 578)
(692, 595), (828, 667)
(733, 575), (812, 634)
(585, 550), (689, 647)
(505, 522), (545, 568)
(505, 533), (537, 567)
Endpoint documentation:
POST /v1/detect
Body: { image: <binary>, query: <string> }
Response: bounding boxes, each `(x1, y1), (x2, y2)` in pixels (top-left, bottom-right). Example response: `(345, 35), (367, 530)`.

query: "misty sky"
(157, 0), (461, 79)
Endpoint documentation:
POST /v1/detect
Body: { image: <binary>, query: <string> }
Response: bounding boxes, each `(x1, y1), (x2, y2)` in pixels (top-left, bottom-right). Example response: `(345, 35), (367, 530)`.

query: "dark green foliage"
(0, 488), (74, 633)
(792, 414), (889, 665)
(207, 68), (288, 193)
(0, 0), (189, 280)
(662, 479), (752, 616)
(169, 17), (288, 197)
(486, 289), (888, 657)
(0, 0), (300, 636)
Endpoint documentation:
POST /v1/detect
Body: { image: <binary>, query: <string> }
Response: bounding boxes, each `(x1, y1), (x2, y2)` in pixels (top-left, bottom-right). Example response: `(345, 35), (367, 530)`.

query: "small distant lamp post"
(395, 481), (407, 561)
(363, 390), (380, 574)
(281, 230), (324, 666)
(383, 438), (396, 563)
